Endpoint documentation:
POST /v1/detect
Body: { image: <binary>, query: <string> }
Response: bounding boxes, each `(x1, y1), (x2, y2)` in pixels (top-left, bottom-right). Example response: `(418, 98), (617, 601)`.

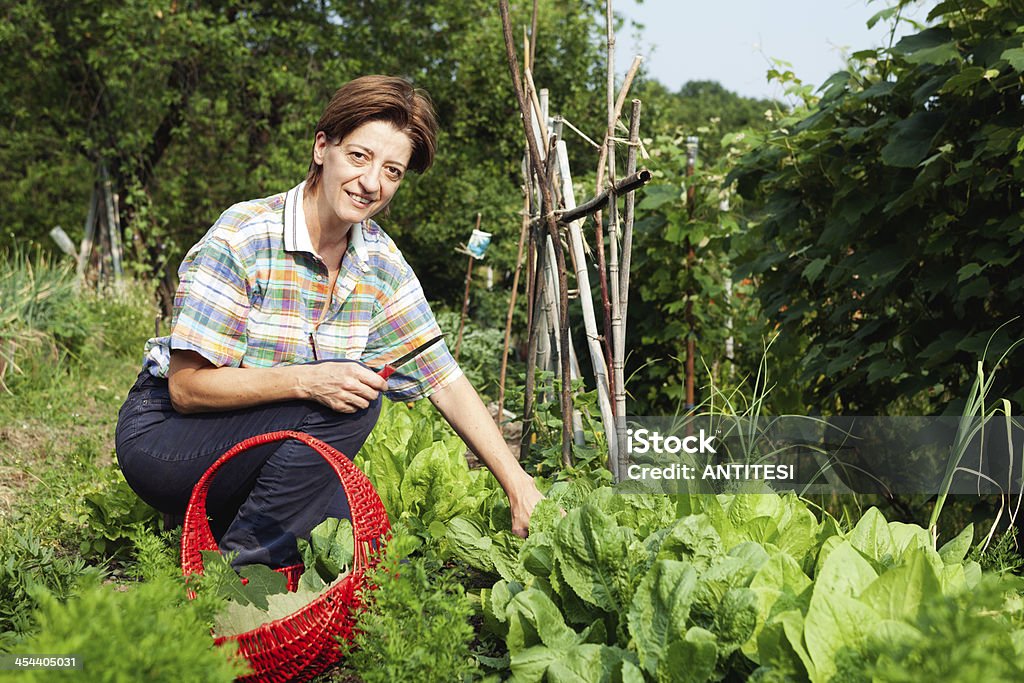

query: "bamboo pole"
(567, 343), (586, 446)
(76, 186), (99, 285)
(595, 0), (618, 407)
(101, 163), (123, 283)
(592, 53), (644, 411)
(498, 189), (531, 419)
(556, 140), (618, 472)
(529, 0), (539, 73)
(555, 171), (651, 225)
(685, 136), (699, 412)
(615, 99), (642, 476)
(619, 101), (642, 323)
(593, 55), (644, 199)
(520, 218), (547, 461)
(499, 0), (574, 466)
(524, 69), (549, 150)
(528, 88), (556, 382)
(538, 217), (586, 447)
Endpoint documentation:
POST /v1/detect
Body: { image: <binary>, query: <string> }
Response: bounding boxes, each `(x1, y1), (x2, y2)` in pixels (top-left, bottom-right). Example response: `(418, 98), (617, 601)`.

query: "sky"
(615, 0), (934, 100)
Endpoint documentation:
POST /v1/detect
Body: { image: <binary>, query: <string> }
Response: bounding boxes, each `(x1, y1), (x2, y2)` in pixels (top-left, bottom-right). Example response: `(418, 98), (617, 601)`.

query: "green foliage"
(6, 436), (160, 563)
(504, 371), (612, 479)
(0, 250), (156, 401)
(0, 572), (246, 683)
(626, 89), (781, 413)
(189, 517), (356, 637)
(345, 533), (479, 683)
(970, 525), (1024, 575)
(730, 0), (1024, 414)
(462, 476), (1024, 682)
(434, 308), (505, 399)
(197, 551), (289, 611)
(631, 79), (778, 138)
(356, 399), (503, 540)
(0, 527), (97, 650)
(76, 466), (162, 559)
(297, 517), (354, 591)
(865, 576), (1024, 681)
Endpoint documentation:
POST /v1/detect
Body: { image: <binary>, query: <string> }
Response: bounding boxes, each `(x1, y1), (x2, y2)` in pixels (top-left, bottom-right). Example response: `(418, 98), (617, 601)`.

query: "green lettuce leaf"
(627, 559), (698, 676)
(554, 505), (638, 613)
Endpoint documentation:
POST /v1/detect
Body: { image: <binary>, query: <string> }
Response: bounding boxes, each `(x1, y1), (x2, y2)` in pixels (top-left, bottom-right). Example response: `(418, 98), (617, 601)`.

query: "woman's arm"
(428, 374), (544, 537)
(168, 350), (388, 414)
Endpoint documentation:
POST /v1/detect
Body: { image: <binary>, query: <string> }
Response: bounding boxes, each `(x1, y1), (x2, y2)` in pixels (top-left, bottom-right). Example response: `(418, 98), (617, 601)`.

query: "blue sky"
(615, 0), (934, 100)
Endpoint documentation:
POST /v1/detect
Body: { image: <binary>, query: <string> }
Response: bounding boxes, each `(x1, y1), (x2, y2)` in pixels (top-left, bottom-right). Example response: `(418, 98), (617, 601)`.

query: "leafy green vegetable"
(297, 517), (354, 590)
(627, 559), (698, 677)
(554, 505), (640, 614)
(199, 551), (288, 610)
(213, 573), (348, 638)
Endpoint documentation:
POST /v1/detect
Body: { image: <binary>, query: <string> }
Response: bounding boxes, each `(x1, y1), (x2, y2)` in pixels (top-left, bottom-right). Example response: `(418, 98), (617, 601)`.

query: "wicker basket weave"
(181, 430), (390, 683)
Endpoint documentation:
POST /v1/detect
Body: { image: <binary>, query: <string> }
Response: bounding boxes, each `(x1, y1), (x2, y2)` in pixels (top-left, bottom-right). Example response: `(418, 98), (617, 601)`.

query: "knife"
(375, 335), (445, 380)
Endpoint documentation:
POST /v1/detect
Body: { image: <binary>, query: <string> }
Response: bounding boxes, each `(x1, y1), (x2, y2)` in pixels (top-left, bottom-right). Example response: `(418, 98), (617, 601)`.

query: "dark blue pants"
(114, 361), (381, 568)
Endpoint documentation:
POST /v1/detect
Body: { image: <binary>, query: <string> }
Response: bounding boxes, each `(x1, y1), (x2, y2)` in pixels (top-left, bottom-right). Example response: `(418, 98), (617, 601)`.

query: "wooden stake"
(76, 186), (98, 285)
(521, 218), (546, 461)
(101, 163), (123, 283)
(592, 51), (643, 413)
(685, 137), (698, 412)
(529, 0), (539, 72)
(498, 190), (531, 420)
(455, 213), (482, 361)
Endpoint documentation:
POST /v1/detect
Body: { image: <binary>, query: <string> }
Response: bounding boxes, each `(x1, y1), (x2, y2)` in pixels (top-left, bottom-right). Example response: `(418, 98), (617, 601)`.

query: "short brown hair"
(305, 75), (439, 193)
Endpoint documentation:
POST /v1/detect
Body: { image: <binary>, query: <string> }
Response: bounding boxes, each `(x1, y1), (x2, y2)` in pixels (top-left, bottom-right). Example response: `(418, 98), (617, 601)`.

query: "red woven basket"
(180, 430), (391, 683)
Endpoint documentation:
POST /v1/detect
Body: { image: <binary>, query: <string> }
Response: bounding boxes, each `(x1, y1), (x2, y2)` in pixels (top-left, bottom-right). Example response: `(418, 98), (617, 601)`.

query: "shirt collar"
(283, 181), (371, 273)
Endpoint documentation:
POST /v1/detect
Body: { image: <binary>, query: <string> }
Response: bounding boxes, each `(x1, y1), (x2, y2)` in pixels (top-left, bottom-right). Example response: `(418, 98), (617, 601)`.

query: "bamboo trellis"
(69, 162), (125, 288)
(497, 0), (650, 480)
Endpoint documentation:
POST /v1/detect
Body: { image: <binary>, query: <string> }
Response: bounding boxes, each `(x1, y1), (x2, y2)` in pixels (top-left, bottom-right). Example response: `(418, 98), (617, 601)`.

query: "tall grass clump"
(0, 247), (156, 398)
(929, 325), (1024, 551)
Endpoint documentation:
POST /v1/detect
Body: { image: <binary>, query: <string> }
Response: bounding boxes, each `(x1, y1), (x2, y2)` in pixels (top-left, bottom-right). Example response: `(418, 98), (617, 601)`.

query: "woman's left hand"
(508, 474), (545, 538)
(429, 375), (549, 538)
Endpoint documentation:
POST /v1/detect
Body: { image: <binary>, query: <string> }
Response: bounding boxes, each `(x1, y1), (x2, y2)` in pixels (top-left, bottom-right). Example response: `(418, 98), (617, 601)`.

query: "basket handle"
(180, 429), (390, 579)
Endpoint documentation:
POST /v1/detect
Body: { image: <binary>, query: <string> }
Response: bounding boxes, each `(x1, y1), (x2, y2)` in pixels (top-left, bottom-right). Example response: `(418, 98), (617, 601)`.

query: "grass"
(0, 256), (161, 649)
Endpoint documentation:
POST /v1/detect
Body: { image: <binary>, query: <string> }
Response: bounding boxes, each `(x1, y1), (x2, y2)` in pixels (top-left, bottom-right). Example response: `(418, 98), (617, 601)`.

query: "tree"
(631, 78), (776, 136)
(730, 0), (1024, 414)
(0, 0), (609, 311)
(622, 82), (777, 413)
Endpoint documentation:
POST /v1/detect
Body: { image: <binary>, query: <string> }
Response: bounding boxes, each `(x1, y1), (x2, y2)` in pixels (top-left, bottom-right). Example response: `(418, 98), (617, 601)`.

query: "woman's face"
(311, 120), (413, 233)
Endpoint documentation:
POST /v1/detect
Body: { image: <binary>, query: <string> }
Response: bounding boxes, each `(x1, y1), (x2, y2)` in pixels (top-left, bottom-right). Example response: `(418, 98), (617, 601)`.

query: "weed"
(0, 526), (98, 650)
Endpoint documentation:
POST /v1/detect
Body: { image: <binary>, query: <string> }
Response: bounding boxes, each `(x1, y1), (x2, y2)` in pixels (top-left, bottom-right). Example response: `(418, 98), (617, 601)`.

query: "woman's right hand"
(297, 361), (389, 413)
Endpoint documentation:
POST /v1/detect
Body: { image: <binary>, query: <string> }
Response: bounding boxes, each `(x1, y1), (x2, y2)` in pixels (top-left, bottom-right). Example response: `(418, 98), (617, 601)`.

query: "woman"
(115, 75), (543, 569)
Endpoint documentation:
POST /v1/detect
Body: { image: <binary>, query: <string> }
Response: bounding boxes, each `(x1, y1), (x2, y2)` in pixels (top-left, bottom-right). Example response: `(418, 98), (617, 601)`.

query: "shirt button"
(316, 274), (324, 282)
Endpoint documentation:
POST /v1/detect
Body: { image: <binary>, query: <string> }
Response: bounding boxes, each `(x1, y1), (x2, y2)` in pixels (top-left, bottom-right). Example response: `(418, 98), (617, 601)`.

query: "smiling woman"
(305, 121), (412, 246)
(113, 75), (543, 570)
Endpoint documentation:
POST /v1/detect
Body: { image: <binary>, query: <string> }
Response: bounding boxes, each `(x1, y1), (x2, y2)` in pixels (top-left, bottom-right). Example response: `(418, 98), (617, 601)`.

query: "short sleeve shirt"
(142, 182), (463, 402)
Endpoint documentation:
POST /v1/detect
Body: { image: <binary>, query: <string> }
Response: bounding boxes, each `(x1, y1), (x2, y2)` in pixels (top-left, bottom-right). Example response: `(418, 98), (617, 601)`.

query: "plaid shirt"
(143, 182), (462, 402)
